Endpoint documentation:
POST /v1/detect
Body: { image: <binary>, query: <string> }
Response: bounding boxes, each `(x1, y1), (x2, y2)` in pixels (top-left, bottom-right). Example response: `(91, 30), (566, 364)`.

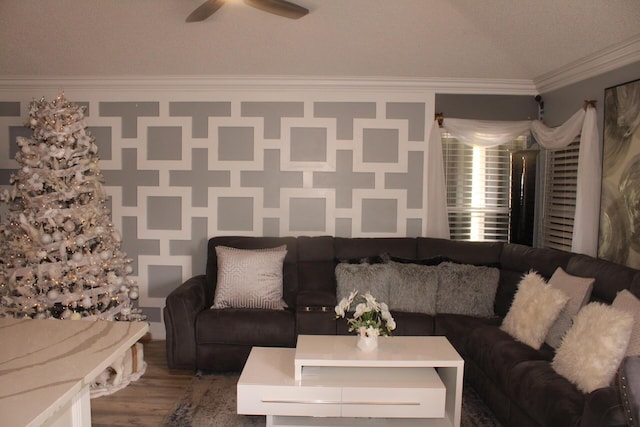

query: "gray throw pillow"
(335, 263), (391, 303)
(436, 262), (499, 318)
(212, 245), (287, 309)
(387, 261), (438, 315)
(545, 267), (594, 349)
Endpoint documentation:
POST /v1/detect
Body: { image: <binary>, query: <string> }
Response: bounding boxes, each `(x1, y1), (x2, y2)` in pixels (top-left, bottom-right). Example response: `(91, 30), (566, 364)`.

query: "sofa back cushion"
(565, 254), (640, 304)
(497, 244), (573, 318)
(206, 236), (299, 308)
(334, 237), (417, 261)
(416, 237), (503, 266)
(297, 236), (336, 299)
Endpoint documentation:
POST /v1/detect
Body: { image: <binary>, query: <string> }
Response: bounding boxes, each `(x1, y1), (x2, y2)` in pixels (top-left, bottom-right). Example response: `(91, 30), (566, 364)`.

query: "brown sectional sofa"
(163, 235), (640, 427)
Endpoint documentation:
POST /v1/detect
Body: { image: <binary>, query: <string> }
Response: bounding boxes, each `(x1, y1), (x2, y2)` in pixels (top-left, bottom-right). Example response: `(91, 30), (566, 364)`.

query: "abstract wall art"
(599, 78), (640, 268)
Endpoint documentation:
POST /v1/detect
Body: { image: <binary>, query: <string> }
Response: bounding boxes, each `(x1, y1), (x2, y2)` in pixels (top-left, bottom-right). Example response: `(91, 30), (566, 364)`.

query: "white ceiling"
(1, 0), (640, 92)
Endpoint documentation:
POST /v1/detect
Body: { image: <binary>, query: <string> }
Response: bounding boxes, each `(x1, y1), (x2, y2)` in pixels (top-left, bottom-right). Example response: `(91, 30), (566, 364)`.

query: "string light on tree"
(0, 94), (145, 321)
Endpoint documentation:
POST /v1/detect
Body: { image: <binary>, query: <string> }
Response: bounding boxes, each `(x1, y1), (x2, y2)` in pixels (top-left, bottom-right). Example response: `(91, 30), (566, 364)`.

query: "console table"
(237, 335), (464, 427)
(0, 318), (148, 427)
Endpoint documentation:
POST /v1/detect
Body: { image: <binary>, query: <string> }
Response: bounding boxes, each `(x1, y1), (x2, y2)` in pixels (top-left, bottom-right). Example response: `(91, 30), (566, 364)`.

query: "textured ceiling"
(1, 0), (639, 86)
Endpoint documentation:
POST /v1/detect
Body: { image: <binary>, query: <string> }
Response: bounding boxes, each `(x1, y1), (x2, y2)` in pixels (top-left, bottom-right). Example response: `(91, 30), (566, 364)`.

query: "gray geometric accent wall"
(0, 86), (436, 338)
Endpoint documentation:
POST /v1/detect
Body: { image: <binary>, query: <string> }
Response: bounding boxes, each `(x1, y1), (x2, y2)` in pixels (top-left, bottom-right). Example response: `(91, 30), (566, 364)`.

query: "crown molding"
(0, 75), (537, 96)
(534, 34), (640, 94)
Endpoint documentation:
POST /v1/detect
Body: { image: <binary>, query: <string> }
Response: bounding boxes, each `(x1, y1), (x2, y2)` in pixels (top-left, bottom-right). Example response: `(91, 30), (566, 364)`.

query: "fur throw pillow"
(500, 271), (569, 349)
(335, 262), (391, 303)
(436, 262), (499, 318)
(552, 302), (633, 393)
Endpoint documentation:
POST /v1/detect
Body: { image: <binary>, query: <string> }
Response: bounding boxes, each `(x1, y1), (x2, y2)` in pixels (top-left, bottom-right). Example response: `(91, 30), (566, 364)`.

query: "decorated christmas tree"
(0, 94), (144, 321)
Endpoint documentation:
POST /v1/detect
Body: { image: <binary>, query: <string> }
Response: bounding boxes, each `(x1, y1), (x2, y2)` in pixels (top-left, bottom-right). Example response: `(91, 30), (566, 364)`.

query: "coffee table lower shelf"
(237, 346), (462, 427)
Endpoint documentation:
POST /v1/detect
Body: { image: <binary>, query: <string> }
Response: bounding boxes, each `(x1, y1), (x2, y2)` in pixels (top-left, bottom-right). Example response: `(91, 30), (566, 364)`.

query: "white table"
(0, 318), (149, 427)
(237, 335), (464, 427)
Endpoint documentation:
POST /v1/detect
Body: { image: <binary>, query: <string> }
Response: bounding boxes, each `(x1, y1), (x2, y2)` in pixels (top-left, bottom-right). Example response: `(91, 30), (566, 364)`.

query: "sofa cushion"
(612, 289), (640, 356)
(545, 267), (594, 349)
(552, 302), (634, 393)
(416, 237), (503, 266)
(196, 307), (295, 347)
(566, 254), (638, 304)
(434, 314), (500, 357)
(334, 237), (417, 261)
(335, 262), (391, 303)
(506, 360), (585, 427)
(386, 311), (435, 336)
(467, 325), (552, 390)
(500, 271), (569, 349)
(436, 262), (499, 318)
(387, 261), (438, 315)
(496, 243), (573, 317)
(212, 245), (288, 309)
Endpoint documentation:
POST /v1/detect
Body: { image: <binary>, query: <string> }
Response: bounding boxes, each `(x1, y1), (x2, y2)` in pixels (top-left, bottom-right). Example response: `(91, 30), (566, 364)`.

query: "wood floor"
(91, 340), (193, 427)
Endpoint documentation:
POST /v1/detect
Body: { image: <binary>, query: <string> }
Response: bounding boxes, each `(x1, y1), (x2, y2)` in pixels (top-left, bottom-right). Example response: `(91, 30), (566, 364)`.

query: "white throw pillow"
(552, 302), (633, 393)
(545, 267), (594, 349)
(612, 290), (640, 356)
(212, 245), (288, 309)
(500, 271), (569, 349)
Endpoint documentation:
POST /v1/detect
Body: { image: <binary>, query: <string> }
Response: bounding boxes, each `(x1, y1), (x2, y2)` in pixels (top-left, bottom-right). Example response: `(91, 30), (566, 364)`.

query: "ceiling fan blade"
(243, 0), (309, 19)
(186, 0), (225, 22)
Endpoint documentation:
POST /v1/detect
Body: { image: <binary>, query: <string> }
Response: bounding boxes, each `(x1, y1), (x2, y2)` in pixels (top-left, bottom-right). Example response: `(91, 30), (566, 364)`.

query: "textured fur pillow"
(387, 261), (438, 314)
(613, 290), (640, 356)
(545, 267), (594, 349)
(552, 302), (633, 393)
(335, 262), (391, 303)
(212, 245), (287, 309)
(436, 262), (499, 318)
(500, 271), (569, 349)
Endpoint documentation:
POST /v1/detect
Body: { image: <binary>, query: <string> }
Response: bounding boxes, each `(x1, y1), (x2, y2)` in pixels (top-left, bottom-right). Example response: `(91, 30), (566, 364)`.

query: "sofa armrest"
(580, 386), (628, 427)
(163, 275), (208, 370)
(618, 356), (640, 427)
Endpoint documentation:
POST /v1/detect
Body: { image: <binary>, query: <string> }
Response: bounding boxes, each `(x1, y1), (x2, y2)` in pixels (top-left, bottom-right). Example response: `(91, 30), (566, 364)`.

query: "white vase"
(357, 334), (378, 352)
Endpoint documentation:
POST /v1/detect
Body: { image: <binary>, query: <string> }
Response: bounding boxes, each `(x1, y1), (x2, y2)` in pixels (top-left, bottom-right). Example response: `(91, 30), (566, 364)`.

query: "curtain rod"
(435, 100), (597, 126)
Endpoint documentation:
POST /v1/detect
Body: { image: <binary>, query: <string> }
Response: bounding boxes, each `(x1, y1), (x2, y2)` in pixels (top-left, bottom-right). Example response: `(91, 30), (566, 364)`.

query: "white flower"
(334, 290), (359, 318)
(363, 292), (379, 310)
(353, 302), (368, 318)
(335, 296), (349, 318)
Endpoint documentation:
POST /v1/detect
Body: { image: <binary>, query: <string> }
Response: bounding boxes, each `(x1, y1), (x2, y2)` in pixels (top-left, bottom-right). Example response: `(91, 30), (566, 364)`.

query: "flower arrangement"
(334, 290), (396, 338)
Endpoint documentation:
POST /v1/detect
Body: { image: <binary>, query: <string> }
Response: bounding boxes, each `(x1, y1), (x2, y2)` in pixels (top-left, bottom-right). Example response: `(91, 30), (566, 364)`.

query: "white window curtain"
(425, 106), (600, 257)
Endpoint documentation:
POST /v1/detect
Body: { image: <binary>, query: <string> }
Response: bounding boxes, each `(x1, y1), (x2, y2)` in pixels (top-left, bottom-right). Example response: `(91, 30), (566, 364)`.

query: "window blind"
(442, 132), (527, 241)
(541, 140), (580, 251)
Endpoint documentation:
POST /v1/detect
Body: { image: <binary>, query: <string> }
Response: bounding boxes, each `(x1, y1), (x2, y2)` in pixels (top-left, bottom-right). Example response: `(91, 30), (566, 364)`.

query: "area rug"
(162, 371), (503, 427)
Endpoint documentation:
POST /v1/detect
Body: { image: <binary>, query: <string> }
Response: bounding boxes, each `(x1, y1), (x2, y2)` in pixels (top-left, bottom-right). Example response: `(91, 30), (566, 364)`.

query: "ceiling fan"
(186, 0), (309, 22)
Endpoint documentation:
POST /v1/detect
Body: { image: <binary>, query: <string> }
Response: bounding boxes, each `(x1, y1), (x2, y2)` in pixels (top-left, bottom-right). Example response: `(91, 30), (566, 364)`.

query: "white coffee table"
(237, 335), (464, 427)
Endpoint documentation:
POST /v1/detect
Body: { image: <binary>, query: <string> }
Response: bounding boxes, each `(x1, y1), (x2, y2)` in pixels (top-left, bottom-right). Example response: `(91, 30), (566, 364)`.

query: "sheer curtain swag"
(426, 106), (600, 257)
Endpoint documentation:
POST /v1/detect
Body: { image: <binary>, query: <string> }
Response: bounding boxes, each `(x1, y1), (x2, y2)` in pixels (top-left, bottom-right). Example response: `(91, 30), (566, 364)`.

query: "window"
(442, 132), (527, 241)
(541, 139), (580, 251)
